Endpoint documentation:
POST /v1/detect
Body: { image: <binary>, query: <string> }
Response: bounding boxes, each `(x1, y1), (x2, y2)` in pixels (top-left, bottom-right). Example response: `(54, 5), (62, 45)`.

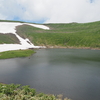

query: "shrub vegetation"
(0, 83), (71, 100)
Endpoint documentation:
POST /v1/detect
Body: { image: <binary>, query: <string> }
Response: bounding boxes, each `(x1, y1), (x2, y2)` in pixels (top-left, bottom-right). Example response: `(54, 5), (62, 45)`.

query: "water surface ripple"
(0, 49), (100, 100)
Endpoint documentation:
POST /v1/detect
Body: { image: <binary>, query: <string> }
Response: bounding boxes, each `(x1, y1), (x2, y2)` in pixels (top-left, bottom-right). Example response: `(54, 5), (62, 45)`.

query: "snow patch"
(0, 22), (23, 34)
(0, 22), (49, 34)
(26, 23), (50, 30)
(0, 44), (45, 52)
(0, 22), (48, 52)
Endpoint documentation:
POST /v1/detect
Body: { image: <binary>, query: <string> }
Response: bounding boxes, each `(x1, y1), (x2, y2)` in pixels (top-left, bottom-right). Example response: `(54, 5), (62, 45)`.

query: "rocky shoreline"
(44, 45), (100, 50)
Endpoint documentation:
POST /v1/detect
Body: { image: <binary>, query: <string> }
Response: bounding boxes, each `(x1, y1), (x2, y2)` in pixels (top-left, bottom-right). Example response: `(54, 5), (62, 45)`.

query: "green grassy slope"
(0, 49), (35, 59)
(0, 33), (20, 44)
(16, 21), (100, 48)
(0, 20), (100, 48)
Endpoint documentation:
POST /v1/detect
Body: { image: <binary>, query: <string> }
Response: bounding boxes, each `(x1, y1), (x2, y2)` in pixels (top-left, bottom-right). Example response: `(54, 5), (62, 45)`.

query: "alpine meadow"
(0, 20), (100, 50)
(17, 21), (100, 49)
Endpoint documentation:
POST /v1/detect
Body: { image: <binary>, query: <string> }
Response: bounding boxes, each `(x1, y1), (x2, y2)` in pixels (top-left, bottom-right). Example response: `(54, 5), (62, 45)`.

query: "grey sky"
(0, 0), (100, 23)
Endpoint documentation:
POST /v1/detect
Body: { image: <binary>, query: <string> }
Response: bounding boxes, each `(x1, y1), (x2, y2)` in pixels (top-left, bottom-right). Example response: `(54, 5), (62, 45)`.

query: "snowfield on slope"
(0, 22), (49, 52)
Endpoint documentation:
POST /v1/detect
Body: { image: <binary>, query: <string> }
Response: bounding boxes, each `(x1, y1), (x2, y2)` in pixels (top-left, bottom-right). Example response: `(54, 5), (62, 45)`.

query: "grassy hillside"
(0, 20), (100, 49)
(0, 33), (20, 44)
(16, 21), (100, 48)
(0, 49), (35, 59)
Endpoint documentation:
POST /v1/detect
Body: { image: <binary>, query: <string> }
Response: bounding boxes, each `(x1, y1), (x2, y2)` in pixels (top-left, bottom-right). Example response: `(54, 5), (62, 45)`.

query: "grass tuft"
(0, 49), (35, 59)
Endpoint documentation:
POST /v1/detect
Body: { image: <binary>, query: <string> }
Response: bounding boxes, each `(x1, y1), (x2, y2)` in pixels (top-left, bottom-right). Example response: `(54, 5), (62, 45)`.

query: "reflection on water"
(0, 49), (100, 100)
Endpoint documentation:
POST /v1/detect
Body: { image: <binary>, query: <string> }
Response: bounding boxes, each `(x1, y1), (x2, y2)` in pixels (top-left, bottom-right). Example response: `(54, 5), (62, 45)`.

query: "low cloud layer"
(0, 0), (100, 23)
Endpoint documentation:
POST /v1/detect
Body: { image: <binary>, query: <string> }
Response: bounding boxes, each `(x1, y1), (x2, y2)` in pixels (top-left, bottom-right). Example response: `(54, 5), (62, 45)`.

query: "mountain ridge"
(0, 20), (100, 52)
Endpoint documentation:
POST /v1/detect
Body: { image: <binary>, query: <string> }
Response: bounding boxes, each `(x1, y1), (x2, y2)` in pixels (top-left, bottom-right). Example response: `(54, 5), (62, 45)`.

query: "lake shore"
(0, 49), (100, 100)
(0, 46), (99, 59)
(45, 45), (100, 50)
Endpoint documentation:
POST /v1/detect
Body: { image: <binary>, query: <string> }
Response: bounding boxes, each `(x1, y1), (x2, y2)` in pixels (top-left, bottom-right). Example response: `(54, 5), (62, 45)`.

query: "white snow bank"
(26, 23), (50, 30)
(0, 44), (45, 52)
(0, 22), (49, 34)
(0, 22), (23, 34)
(0, 22), (47, 52)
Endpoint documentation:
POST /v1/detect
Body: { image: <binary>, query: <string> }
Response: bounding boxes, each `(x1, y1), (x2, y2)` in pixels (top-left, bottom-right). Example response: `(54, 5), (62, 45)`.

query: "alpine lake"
(0, 48), (100, 100)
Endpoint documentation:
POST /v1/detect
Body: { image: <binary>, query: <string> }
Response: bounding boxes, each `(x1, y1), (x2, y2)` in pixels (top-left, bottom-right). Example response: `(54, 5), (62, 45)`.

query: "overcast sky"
(0, 0), (100, 23)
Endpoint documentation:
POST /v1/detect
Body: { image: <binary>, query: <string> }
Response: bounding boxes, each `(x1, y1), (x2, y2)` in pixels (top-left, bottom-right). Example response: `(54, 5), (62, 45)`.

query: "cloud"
(0, 0), (100, 23)
(45, 0), (100, 23)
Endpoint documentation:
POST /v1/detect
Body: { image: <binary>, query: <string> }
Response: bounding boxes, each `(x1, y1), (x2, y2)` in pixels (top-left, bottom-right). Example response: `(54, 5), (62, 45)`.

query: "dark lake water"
(0, 49), (100, 100)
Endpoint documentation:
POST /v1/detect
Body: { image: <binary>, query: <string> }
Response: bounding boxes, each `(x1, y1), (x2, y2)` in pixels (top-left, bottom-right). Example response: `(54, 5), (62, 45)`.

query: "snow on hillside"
(0, 22), (49, 52)
(26, 23), (50, 30)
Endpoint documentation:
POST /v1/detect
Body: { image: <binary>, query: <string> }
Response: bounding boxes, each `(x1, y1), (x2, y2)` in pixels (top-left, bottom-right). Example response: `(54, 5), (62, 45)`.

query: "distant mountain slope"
(16, 21), (100, 49)
(0, 21), (49, 44)
(0, 21), (49, 52)
(0, 20), (100, 52)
